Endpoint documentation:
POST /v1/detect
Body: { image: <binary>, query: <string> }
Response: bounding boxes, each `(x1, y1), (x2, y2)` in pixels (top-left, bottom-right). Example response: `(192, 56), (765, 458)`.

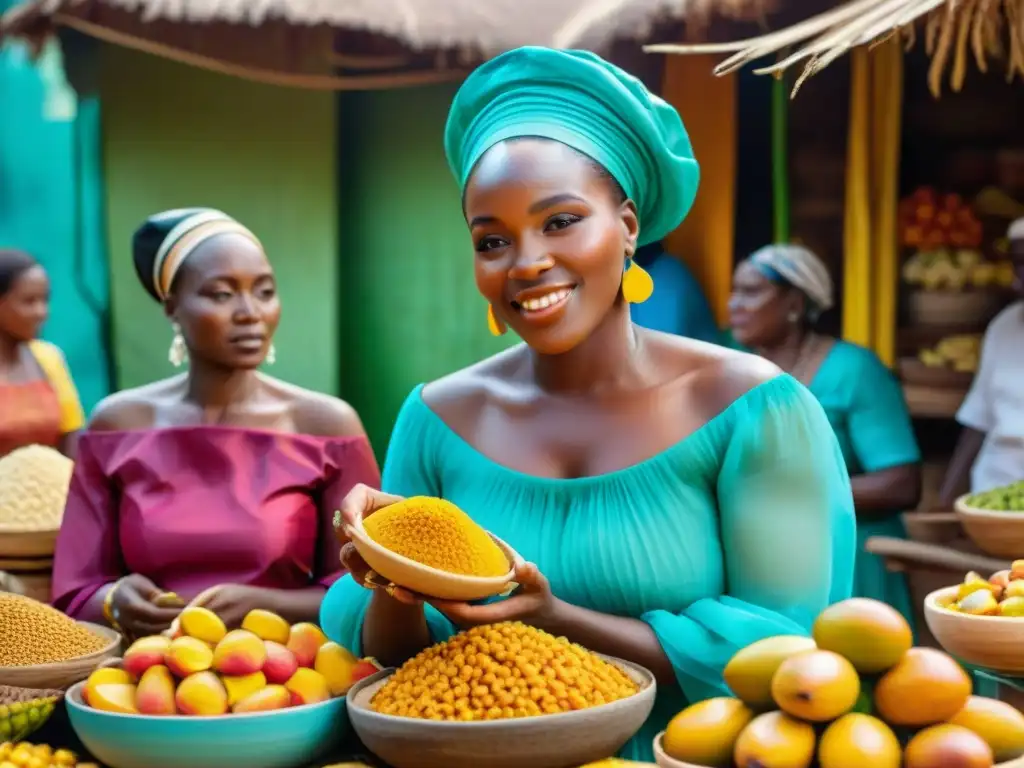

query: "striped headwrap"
(747, 243), (834, 320)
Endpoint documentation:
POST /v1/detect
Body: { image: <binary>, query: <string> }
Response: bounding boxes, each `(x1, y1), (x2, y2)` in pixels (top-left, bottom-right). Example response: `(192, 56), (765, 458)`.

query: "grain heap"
(0, 741), (96, 767)
(0, 446), (74, 532)
(371, 622), (639, 721)
(364, 497), (509, 577)
(0, 595), (106, 667)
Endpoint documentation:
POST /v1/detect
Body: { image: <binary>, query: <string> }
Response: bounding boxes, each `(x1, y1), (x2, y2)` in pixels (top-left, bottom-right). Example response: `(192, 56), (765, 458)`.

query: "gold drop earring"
(487, 305), (506, 336)
(622, 257), (654, 304)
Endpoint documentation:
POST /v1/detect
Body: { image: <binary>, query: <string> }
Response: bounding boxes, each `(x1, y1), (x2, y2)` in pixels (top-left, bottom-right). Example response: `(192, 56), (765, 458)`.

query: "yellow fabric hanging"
(843, 48), (873, 348)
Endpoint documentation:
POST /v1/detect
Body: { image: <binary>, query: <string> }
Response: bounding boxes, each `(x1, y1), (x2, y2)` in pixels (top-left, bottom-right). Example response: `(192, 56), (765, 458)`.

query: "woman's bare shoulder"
(262, 376), (367, 438)
(420, 345), (529, 420)
(87, 376), (185, 431)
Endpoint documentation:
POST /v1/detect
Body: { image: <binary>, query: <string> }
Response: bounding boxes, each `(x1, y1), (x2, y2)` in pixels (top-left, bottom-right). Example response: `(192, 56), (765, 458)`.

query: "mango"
(989, 570), (1010, 596)
(722, 635), (817, 709)
(1010, 560), (1024, 581)
(165, 635), (214, 678)
(999, 596), (1024, 617)
(733, 710), (815, 768)
(286, 622), (328, 668)
(771, 649), (860, 722)
(958, 574), (998, 601)
(122, 635), (171, 678)
(818, 713), (901, 768)
(904, 724), (994, 768)
(662, 697), (754, 767)
(1004, 580), (1024, 600)
(135, 665), (177, 715)
(242, 609), (290, 644)
(179, 606), (227, 644)
(212, 629), (267, 676)
(84, 667), (133, 705)
(314, 642), (361, 697)
(222, 671), (268, 707)
(262, 640), (299, 685)
(352, 658), (383, 685)
(285, 667), (331, 706)
(232, 684), (291, 714)
(959, 590), (1000, 616)
(949, 695), (1024, 761)
(874, 647), (972, 726)
(89, 682), (139, 714)
(175, 671), (229, 716)
(812, 597), (912, 675)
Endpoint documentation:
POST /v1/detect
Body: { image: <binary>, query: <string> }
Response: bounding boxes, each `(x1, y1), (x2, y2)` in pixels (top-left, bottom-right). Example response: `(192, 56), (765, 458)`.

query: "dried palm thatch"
(647, 0), (1024, 98)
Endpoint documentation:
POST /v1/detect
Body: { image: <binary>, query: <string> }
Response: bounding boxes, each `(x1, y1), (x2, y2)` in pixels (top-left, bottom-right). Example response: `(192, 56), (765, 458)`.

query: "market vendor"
(51, 208), (380, 638)
(728, 244), (922, 628)
(939, 217), (1024, 503)
(322, 47), (856, 762)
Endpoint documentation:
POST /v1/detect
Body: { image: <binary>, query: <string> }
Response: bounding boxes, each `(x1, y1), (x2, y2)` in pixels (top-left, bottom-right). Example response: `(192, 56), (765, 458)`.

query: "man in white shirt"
(940, 219), (1024, 502)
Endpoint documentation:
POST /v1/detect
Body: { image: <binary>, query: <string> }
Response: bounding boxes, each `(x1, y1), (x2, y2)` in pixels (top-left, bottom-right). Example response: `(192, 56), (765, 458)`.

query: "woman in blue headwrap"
(322, 47), (855, 760)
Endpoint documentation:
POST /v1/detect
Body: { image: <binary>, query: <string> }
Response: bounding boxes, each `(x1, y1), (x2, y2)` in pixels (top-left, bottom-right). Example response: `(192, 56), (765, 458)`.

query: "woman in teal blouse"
(322, 49), (856, 761)
(729, 244), (922, 629)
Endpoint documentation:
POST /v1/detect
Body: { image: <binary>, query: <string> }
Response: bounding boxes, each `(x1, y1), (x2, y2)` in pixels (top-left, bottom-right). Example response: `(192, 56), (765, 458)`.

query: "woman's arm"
(851, 464), (922, 515)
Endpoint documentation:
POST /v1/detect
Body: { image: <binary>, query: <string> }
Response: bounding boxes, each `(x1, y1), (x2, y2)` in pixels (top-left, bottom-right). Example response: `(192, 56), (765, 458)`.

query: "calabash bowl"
(924, 585), (1024, 674)
(955, 494), (1024, 560)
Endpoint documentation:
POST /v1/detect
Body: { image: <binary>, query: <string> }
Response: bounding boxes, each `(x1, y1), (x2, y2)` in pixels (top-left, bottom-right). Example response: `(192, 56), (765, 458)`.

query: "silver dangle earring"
(265, 343), (276, 366)
(787, 311), (801, 323)
(168, 323), (187, 367)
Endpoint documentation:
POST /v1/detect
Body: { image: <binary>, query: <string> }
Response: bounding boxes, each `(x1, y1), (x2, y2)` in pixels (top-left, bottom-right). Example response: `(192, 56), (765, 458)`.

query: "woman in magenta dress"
(51, 208), (380, 638)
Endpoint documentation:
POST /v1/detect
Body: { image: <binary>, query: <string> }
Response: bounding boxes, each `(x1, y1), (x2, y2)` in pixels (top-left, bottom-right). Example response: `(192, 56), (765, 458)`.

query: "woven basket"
(0, 684), (63, 742)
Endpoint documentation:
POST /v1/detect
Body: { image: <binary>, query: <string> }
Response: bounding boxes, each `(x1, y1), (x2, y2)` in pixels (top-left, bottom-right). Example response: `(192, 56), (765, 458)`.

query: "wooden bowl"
(924, 585), (1024, 674)
(346, 517), (522, 601)
(906, 290), (1003, 329)
(955, 495), (1024, 559)
(897, 357), (975, 389)
(0, 622), (121, 689)
(0, 529), (58, 559)
(346, 656), (657, 768)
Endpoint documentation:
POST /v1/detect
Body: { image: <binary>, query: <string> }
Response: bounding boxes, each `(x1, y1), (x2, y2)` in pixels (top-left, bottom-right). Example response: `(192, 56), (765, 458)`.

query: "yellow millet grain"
(370, 622), (640, 721)
(0, 595), (107, 667)
(0, 445), (74, 533)
(0, 741), (88, 767)
(363, 497), (509, 577)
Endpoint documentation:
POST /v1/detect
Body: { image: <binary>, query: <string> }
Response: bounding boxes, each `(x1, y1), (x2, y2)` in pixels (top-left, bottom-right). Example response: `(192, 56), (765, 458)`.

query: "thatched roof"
(647, 0), (1024, 98)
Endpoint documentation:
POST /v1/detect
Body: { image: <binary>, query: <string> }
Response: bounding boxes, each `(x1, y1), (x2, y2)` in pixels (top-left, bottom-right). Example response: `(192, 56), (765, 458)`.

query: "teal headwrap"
(444, 46), (700, 246)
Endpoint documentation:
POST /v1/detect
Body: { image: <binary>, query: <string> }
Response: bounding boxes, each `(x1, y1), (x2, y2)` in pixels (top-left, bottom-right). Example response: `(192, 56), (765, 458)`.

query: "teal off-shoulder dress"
(321, 373), (856, 761)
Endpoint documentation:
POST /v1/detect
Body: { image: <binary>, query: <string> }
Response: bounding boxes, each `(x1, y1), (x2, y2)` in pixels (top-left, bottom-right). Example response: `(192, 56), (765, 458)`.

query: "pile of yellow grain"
(0, 595), (107, 667)
(371, 622), (639, 721)
(0, 741), (94, 767)
(364, 497), (509, 577)
(0, 445), (74, 533)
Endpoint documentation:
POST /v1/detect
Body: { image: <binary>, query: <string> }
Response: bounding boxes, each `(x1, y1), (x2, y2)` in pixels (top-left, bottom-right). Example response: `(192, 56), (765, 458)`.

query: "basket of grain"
(0, 593), (121, 689)
(0, 684), (64, 743)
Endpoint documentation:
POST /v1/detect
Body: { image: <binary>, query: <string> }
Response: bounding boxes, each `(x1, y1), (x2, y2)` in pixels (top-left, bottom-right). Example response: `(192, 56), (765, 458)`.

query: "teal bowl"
(65, 681), (347, 768)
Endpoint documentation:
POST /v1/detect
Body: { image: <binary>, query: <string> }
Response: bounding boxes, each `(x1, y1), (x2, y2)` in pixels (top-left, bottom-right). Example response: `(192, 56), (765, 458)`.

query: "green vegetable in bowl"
(966, 481), (1024, 512)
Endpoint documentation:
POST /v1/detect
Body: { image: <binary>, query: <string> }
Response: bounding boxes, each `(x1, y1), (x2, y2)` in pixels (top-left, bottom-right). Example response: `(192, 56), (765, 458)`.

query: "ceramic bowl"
(346, 517), (522, 601)
(0, 623), (121, 689)
(65, 680), (347, 768)
(955, 494), (1024, 559)
(347, 656), (657, 768)
(924, 585), (1024, 674)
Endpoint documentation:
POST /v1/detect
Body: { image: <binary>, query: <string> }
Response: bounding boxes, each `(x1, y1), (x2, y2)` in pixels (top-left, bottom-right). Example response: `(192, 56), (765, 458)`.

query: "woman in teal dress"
(322, 48), (856, 761)
(729, 243), (922, 629)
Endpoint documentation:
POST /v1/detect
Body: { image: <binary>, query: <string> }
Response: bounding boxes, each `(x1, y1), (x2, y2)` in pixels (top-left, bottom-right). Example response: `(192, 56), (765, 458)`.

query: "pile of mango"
(84, 607), (379, 716)
(899, 187), (984, 250)
(918, 334), (982, 374)
(661, 598), (1024, 768)
(902, 248), (1015, 292)
(938, 562), (1024, 617)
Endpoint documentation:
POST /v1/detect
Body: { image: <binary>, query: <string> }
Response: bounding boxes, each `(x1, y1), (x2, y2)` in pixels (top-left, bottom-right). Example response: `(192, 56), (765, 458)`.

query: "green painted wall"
(99, 47), (339, 394)
(337, 84), (517, 457)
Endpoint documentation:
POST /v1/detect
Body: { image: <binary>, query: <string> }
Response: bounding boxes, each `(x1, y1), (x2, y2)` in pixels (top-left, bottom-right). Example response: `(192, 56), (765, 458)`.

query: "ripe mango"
(122, 635), (171, 678)
(285, 667), (331, 706)
(904, 724), (994, 768)
(175, 671), (229, 716)
(242, 609), (290, 644)
(818, 713), (900, 768)
(314, 642), (361, 697)
(179, 606), (227, 644)
(998, 596), (1024, 617)
(874, 647), (972, 726)
(262, 640), (300, 685)
(135, 665), (177, 715)
(1005, 580), (1024, 600)
(959, 590), (1000, 616)
(733, 710), (815, 768)
(723, 635), (817, 709)
(165, 636), (214, 678)
(89, 682), (140, 714)
(771, 650), (860, 722)
(233, 684), (291, 714)
(662, 697), (753, 767)
(812, 598), (912, 675)
(212, 629), (267, 676)
(84, 667), (133, 706)
(286, 622), (328, 668)
(222, 671), (268, 708)
(1010, 560), (1024, 581)
(949, 695), (1024, 761)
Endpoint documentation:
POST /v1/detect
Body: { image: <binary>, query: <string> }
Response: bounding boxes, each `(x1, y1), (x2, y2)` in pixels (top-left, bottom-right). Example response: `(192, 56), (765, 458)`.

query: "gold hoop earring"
(487, 305), (506, 336)
(622, 259), (654, 304)
(168, 323), (187, 367)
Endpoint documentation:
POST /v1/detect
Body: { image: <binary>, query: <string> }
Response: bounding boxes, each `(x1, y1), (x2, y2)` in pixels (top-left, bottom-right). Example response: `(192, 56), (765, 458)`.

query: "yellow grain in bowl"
(363, 497), (509, 578)
(370, 622), (639, 722)
(0, 594), (107, 667)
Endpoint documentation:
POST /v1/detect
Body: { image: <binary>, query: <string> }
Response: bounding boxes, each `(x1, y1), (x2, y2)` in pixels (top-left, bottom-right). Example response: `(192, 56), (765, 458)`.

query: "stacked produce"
(902, 249), (1015, 292)
(661, 598), (1024, 767)
(937, 561), (1024, 617)
(0, 595), (107, 667)
(0, 446), (74, 533)
(0, 741), (96, 767)
(370, 621), (639, 722)
(899, 188), (984, 250)
(965, 481), (1024, 512)
(0, 687), (61, 743)
(917, 334), (982, 373)
(83, 607), (378, 716)
(363, 496), (510, 577)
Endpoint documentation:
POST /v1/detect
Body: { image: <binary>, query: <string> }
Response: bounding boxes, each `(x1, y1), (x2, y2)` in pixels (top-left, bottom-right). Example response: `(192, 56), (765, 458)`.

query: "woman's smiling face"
(463, 138), (639, 356)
